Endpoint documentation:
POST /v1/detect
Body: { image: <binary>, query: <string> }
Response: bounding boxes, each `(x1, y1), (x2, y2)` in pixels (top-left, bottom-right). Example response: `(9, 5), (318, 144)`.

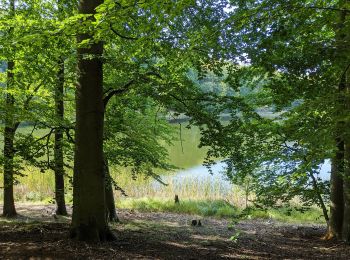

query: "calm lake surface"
(155, 123), (332, 197)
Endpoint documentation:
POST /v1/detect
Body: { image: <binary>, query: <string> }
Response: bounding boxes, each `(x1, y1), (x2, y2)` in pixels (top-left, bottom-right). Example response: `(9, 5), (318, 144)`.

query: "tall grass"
(0, 164), (249, 207)
(0, 166), (59, 203)
(118, 198), (238, 218)
(110, 166), (249, 207)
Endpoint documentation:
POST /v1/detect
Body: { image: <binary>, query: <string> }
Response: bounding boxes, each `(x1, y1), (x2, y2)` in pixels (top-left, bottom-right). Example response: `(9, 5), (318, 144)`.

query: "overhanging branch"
(110, 24), (138, 40)
(103, 80), (135, 108)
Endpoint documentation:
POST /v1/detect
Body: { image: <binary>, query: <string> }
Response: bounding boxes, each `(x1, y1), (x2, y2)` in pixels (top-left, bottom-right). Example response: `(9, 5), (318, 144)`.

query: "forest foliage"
(0, 0), (349, 242)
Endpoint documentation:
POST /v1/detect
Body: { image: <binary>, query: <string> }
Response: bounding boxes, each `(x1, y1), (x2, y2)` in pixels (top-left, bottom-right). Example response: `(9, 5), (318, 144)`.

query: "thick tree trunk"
(340, 1), (350, 242)
(2, 0), (17, 219)
(327, 139), (344, 240)
(71, 0), (114, 242)
(54, 58), (67, 216)
(104, 157), (119, 222)
(3, 58), (17, 218)
(342, 142), (350, 242)
(3, 125), (17, 217)
(343, 45), (350, 243)
(327, 2), (349, 240)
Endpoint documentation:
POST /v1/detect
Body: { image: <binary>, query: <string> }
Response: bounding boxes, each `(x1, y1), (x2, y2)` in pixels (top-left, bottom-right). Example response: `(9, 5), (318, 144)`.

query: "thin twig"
(179, 123), (184, 154)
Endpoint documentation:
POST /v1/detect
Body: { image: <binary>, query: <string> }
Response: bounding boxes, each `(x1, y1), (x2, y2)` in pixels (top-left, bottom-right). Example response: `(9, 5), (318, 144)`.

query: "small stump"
(174, 195), (180, 204)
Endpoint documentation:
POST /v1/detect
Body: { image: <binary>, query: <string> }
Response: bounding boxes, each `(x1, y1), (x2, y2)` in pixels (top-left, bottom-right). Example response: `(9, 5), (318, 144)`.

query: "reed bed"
(0, 165), (248, 207)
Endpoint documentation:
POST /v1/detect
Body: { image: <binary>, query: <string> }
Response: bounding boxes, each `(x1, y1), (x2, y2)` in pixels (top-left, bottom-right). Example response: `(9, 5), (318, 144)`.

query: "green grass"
(118, 198), (239, 218)
(117, 197), (326, 224)
(247, 207), (325, 224)
(0, 162), (326, 224)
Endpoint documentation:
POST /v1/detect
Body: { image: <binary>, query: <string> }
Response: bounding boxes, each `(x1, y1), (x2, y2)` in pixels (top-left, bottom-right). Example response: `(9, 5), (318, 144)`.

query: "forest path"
(0, 204), (349, 259)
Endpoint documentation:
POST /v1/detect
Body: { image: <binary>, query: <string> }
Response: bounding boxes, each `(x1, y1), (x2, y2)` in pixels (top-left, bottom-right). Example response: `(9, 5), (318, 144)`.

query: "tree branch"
(23, 82), (43, 110)
(110, 24), (138, 40)
(103, 80), (135, 108)
(340, 62), (350, 84)
(103, 71), (163, 108)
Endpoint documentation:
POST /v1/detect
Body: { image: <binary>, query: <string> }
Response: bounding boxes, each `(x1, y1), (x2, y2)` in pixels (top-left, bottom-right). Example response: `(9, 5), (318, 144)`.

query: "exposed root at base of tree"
(322, 231), (336, 241)
(69, 226), (117, 242)
(1, 212), (17, 218)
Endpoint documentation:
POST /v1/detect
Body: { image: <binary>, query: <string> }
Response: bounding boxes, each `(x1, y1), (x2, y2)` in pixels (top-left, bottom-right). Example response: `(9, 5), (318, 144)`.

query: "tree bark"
(54, 58), (68, 216)
(2, 0), (17, 219)
(3, 119), (17, 217)
(342, 142), (350, 242)
(71, 0), (114, 242)
(326, 1), (349, 241)
(340, 1), (350, 243)
(327, 139), (344, 239)
(104, 157), (119, 222)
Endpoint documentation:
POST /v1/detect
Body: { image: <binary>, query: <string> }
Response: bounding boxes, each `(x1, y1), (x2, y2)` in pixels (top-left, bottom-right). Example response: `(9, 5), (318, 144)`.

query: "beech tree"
(69, 0), (235, 241)
(2, 0), (16, 217)
(1, 0), (58, 216)
(52, 0), (78, 216)
(69, 0), (111, 241)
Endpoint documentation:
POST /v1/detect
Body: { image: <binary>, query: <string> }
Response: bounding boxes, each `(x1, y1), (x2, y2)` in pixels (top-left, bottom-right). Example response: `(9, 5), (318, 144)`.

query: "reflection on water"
(164, 124), (331, 193)
(166, 124), (208, 169)
(156, 159), (331, 196)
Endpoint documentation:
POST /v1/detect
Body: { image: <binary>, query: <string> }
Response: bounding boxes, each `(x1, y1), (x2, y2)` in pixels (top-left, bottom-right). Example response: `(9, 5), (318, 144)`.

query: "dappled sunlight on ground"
(0, 204), (349, 259)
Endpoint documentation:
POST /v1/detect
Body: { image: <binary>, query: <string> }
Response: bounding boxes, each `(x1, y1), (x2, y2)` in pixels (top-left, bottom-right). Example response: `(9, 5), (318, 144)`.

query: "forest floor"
(0, 204), (349, 259)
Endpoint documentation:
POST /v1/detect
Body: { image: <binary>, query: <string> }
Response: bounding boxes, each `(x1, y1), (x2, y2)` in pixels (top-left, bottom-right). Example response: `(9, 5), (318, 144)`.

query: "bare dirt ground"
(0, 204), (349, 259)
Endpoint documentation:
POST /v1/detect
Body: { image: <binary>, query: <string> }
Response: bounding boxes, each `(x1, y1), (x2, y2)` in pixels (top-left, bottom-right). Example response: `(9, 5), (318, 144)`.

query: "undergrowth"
(117, 198), (238, 218)
(117, 197), (326, 223)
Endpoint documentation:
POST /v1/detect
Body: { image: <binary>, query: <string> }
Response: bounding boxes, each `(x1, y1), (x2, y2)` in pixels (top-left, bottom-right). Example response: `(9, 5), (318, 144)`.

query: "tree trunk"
(104, 157), (119, 222)
(71, 0), (114, 242)
(3, 123), (17, 217)
(54, 58), (67, 216)
(2, 0), (17, 219)
(340, 1), (350, 242)
(343, 43), (350, 243)
(3, 56), (18, 217)
(327, 139), (344, 240)
(308, 170), (329, 224)
(327, 2), (349, 241)
(343, 141), (350, 242)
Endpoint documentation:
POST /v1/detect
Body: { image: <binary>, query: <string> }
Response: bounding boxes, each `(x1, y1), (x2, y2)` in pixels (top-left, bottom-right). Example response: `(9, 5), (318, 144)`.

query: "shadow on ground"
(0, 204), (349, 259)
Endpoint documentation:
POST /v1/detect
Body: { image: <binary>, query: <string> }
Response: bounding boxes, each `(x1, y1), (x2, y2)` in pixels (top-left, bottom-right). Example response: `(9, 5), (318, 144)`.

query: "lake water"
(157, 160), (331, 192)
(160, 124), (331, 192)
